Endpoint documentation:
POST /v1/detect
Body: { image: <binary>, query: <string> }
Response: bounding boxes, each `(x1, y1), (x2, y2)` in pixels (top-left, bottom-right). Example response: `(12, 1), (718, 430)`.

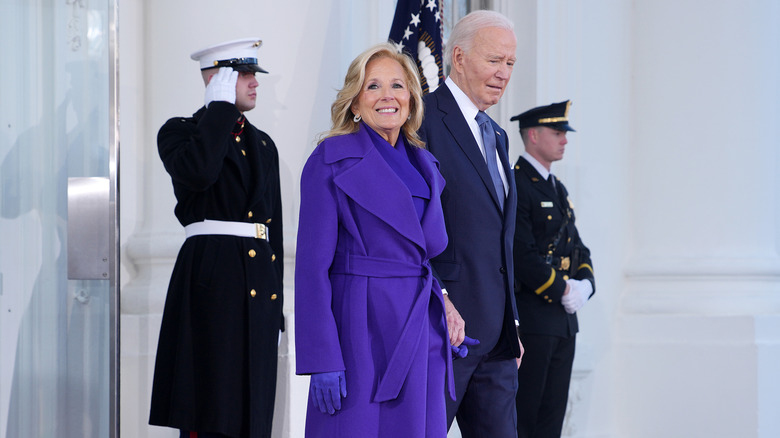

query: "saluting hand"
(204, 66), (238, 107)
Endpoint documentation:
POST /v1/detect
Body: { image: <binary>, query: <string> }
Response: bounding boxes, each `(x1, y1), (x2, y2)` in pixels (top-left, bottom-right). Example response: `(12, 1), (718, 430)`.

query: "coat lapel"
(408, 146), (446, 256)
(437, 84), (503, 211)
(518, 156), (560, 209)
(194, 106), (253, 198)
(327, 127), (427, 251)
(244, 122), (273, 207)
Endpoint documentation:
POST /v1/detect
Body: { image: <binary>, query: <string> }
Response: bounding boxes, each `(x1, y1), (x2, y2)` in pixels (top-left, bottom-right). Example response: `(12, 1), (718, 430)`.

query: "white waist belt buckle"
(185, 219), (269, 242)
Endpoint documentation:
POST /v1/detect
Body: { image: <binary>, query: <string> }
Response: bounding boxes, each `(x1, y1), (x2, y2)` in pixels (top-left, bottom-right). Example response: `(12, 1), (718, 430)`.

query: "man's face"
(528, 126), (568, 169)
(452, 27), (516, 111)
(235, 71), (259, 113)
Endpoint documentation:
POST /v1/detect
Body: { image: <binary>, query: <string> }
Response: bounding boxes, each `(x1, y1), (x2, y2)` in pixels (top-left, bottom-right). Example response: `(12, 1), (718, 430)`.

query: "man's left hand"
(516, 336), (525, 369)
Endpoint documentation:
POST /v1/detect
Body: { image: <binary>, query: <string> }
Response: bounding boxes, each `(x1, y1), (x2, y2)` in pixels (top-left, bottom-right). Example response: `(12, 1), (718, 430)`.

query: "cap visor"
(232, 64), (268, 74)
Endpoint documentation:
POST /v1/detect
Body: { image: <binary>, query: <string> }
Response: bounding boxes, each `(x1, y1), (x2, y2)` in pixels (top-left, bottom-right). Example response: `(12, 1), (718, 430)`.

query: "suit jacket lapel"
(327, 127), (427, 250)
(437, 84), (503, 211)
(495, 129), (515, 217)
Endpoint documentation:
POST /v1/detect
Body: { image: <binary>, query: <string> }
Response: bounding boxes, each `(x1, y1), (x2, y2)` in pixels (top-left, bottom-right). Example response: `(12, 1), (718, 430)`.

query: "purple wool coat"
(295, 125), (454, 438)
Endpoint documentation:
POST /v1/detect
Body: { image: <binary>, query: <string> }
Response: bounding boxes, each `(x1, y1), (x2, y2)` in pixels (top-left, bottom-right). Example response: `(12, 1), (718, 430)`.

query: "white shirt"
(445, 77), (508, 194)
(522, 151), (552, 182)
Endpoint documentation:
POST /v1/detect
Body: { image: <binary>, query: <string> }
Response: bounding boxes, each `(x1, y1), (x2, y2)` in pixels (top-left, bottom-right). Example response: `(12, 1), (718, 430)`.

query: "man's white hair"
(445, 10), (515, 67)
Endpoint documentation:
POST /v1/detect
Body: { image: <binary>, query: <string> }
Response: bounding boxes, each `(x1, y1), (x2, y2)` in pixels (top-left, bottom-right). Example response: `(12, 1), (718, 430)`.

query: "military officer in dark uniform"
(149, 38), (284, 438)
(511, 100), (595, 438)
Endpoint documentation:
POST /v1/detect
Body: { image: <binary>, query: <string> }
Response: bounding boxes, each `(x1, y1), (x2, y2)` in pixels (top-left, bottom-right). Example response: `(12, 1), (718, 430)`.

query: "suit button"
(547, 215), (552, 220)
(271, 254), (276, 262)
(270, 293), (278, 301)
(563, 275), (570, 281)
(250, 289), (257, 297)
(248, 211), (254, 218)
(499, 266), (506, 274)
(248, 249), (256, 258)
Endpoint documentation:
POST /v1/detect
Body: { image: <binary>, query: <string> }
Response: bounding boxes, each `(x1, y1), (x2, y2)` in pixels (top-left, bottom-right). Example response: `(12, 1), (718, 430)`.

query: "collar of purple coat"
(321, 124), (446, 256)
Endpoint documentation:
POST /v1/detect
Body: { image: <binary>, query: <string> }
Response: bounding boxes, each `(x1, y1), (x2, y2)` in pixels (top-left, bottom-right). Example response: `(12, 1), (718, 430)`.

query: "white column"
(503, 1), (634, 436)
(619, 1), (780, 437)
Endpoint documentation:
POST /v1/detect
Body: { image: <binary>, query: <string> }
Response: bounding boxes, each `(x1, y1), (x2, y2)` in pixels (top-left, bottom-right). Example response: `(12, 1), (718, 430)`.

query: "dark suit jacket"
(513, 156), (594, 338)
(419, 83), (522, 358)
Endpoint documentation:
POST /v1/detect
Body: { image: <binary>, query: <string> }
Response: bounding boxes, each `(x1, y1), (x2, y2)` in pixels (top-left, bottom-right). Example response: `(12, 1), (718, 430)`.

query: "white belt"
(184, 219), (269, 242)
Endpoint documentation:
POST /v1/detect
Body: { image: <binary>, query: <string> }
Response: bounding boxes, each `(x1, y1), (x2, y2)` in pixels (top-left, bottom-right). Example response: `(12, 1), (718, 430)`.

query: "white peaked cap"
(190, 37), (268, 73)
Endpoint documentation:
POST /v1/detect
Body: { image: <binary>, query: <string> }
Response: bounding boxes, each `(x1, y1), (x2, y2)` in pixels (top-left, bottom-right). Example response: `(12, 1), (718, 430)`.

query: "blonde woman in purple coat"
(295, 43), (471, 438)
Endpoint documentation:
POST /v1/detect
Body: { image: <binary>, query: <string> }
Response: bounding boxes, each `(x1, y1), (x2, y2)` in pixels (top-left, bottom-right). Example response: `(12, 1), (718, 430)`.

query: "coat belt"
(330, 253), (456, 403)
(184, 219), (269, 241)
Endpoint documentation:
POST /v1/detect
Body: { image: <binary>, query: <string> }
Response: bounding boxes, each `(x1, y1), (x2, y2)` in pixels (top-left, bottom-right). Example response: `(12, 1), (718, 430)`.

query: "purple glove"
(310, 371), (347, 415)
(451, 335), (480, 359)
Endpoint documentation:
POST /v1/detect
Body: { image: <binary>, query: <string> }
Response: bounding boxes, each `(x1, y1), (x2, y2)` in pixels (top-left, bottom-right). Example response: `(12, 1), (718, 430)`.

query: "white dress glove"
(562, 279), (592, 314)
(204, 67), (238, 107)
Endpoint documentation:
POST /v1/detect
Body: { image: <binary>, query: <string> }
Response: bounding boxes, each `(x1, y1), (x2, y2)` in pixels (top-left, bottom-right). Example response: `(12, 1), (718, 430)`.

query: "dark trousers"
(516, 333), (576, 438)
(447, 353), (519, 438)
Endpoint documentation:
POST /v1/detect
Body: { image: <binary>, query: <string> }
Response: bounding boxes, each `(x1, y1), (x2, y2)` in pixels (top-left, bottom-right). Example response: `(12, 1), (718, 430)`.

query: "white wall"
(119, 1), (780, 437)
(618, 1), (780, 437)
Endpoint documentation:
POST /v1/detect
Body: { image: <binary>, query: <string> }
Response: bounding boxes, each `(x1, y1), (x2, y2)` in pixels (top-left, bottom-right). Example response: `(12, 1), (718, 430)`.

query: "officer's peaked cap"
(190, 37), (268, 74)
(510, 100), (575, 132)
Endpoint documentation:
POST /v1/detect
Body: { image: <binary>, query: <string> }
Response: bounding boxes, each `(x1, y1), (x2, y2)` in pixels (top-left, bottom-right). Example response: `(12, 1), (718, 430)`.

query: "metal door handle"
(67, 177), (110, 280)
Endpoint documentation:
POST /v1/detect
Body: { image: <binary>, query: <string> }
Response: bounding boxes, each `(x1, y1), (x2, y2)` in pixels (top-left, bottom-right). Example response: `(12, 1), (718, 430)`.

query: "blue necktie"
(476, 111), (504, 210)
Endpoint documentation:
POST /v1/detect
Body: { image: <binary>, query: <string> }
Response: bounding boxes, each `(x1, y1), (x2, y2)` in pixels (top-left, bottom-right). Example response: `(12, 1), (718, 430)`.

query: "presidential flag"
(388, 0), (444, 94)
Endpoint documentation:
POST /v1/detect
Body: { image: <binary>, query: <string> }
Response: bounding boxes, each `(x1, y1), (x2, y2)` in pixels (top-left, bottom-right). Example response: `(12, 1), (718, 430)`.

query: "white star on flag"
(388, 0), (444, 94)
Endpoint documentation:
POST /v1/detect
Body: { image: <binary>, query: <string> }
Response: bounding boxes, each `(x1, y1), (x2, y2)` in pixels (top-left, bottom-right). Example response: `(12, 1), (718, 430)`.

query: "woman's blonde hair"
(319, 42), (425, 148)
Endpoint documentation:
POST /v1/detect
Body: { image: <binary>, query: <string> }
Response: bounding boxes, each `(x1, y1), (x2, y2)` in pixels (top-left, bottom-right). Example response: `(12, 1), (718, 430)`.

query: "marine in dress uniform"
(511, 101), (595, 438)
(149, 38), (283, 438)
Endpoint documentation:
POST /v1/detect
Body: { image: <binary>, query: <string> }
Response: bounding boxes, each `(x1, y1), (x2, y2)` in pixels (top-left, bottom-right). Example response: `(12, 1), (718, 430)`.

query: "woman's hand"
(310, 371), (347, 415)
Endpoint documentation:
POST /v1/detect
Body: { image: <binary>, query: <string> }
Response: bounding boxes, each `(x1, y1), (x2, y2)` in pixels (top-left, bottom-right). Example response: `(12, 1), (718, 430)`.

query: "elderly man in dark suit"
(418, 10), (524, 437)
(511, 100), (595, 438)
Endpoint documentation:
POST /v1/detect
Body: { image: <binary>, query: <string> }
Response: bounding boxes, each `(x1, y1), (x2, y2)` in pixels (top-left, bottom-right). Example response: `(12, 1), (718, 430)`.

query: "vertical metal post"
(108, 0), (121, 435)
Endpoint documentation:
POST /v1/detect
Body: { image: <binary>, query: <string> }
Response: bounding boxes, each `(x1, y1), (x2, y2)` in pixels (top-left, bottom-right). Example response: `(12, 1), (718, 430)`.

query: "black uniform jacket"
(513, 156), (594, 338)
(149, 102), (283, 438)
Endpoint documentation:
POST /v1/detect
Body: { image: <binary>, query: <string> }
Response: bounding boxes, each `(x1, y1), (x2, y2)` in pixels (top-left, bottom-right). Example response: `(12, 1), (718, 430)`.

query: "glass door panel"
(0, 0), (118, 436)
